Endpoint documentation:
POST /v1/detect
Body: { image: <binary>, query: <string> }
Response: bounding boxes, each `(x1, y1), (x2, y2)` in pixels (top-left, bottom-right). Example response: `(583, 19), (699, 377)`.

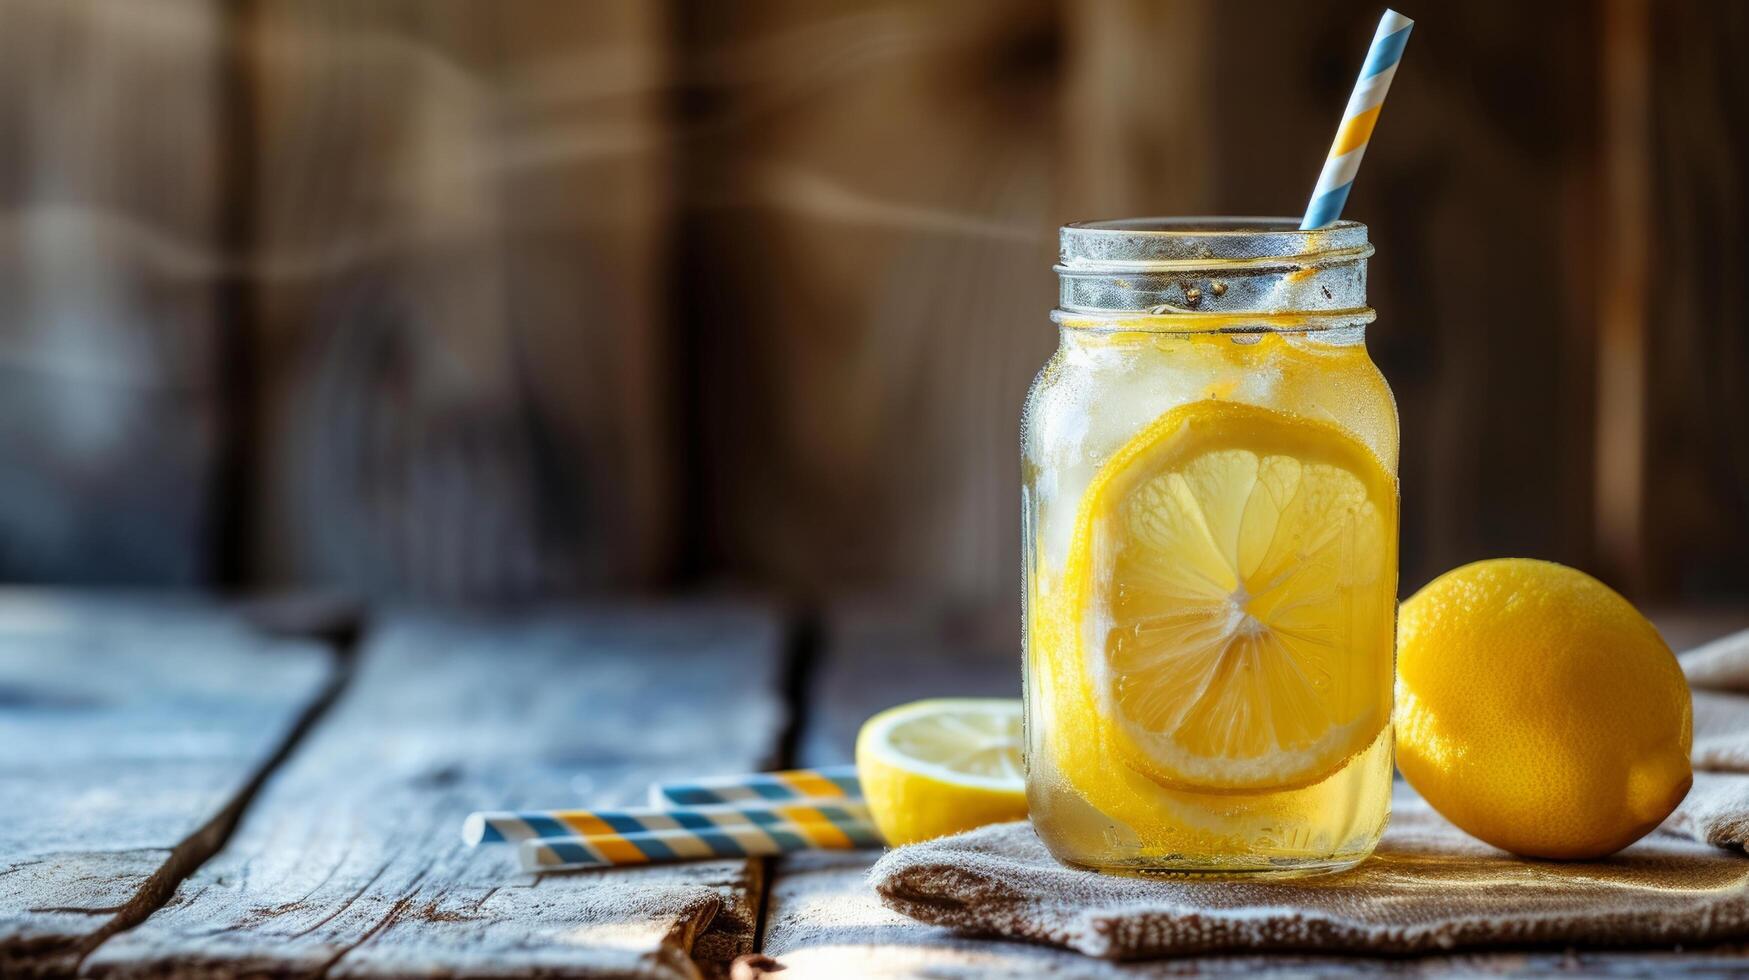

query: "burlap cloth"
(871, 629), (1749, 959)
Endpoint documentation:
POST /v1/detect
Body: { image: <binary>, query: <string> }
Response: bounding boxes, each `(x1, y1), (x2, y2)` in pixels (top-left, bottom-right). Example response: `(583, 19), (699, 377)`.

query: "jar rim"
(1063, 216), (1365, 236)
(1056, 215), (1372, 318)
(1059, 216), (1370, 272)
(1049, 309), (1376, 332)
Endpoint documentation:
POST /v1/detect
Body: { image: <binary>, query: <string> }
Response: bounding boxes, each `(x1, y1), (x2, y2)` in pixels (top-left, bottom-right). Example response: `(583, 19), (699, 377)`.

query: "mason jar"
(1022, 218), (1400, 875)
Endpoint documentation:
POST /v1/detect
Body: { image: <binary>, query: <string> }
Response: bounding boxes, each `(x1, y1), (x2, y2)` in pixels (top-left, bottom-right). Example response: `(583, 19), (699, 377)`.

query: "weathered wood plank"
(0, 0), (225, 585)
(86, 604), (787, 979)
(241, 0), (674, 598)
(796, 600), (1017, 768)
(0, 592), (336, 977)
(762, 603), (1749, 976)
(1593, 0), (1652, 589)
(1639, 0), (1749, 598)
(678, 0), (1060, 605)
(1059, 0), (1213, 220)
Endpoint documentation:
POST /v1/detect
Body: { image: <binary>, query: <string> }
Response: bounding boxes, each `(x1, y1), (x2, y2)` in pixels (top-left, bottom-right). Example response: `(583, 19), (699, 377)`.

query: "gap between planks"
(744, 604), (827, 969)
(81, 603), (793, 979)
(60, 602), (807, 978)
(62, 605), (365, 978)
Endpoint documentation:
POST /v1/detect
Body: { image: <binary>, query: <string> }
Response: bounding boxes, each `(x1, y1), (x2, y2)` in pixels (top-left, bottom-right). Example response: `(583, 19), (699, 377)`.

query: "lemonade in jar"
(1022, 218), (1399, 874)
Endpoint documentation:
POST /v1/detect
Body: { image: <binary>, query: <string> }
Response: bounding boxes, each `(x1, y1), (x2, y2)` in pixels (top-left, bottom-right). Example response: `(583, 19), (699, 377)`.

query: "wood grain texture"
(760, 601), (1749, 976)
(0, 592), (334, 977)
(679, 0), (1061, 603)
(1640, 0), (1749, 599)
(0, 0), (223, 585)
(85, 604), (787, 979)
(796, 599), (1017, 769)
(1058, 0), (1213, 220)
(241, 0), (673, 599)
(1594, 0), (1652, 590)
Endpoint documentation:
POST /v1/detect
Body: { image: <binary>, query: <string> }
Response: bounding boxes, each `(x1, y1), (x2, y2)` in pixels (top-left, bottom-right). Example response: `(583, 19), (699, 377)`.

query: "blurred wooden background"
(0, 0), (1742, 612)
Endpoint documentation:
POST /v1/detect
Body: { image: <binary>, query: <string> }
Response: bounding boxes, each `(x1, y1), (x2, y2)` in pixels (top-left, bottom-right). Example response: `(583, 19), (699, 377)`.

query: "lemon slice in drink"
(855, 698), (1028, 845)
(1062, 400), (1397, 795)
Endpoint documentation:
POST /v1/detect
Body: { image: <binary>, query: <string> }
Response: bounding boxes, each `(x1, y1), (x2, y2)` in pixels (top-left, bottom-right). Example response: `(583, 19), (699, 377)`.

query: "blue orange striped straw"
(648, 765), (861, 808)
(1301, 9), (1415, 229)
(463, 798), (875, 846)
(517, 805), (882, 871)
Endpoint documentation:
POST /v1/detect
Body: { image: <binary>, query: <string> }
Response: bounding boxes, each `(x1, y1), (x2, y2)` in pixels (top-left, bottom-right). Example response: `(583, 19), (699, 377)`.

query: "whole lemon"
(1395, 558), (1692, 859)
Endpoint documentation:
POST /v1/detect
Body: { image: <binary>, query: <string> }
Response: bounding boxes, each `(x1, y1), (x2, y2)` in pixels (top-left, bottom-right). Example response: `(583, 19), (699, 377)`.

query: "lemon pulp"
(1032, 398), (1398, 861)
(855, 698), (1028, 846)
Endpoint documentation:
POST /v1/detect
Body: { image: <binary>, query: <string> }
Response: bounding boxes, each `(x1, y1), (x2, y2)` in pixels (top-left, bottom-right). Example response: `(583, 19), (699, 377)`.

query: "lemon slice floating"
(855, 698), (1028, 845)
(1061, 400), (1397, 796)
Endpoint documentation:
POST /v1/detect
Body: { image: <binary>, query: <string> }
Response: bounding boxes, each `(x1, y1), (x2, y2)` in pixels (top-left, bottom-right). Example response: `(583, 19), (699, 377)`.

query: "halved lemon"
(855, 698), (1028, 845)
(1060, 400), (1397, 796)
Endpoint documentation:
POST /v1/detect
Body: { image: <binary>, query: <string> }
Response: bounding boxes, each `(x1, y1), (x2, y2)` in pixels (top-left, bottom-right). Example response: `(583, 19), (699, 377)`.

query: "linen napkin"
(1671, 629), (1749, 847)
(872, 792), (1749, 959)
(871, 628), (1749, 959)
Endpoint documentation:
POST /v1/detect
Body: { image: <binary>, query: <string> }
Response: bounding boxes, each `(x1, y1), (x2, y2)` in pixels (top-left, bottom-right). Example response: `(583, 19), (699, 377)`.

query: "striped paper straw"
(519, 807), (883, 871)
(1300, 9), (1414, 229)
(463, 798), (875, 846)
(648, 765), (862, 807)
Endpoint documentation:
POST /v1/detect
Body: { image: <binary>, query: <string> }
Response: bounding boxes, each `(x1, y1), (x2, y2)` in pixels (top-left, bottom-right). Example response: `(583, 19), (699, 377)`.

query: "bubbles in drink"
(1027, 326), (1397, 592)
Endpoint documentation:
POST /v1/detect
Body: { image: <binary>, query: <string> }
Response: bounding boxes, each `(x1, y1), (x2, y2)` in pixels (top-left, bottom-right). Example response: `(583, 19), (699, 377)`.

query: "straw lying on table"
(465, 799), (876, 846)
(520, 807), (883, 871)
(649, 765), (861, 807)
(464, 767), (878, 871)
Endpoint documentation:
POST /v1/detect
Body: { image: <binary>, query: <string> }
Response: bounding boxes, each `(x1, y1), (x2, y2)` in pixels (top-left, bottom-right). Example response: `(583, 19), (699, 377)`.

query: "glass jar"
(1022, 218), (1399, 875)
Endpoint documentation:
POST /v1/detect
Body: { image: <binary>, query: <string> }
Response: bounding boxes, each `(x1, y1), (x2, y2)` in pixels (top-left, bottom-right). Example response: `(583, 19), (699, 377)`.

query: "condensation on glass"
(1022, 218), (1400, 875)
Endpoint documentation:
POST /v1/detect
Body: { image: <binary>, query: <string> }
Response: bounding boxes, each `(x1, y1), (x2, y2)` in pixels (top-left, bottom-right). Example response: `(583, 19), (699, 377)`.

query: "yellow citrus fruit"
(855, 698), (1027, 845)
(1046, 400), (1397, 812)
(1396, 558), (1693, 859)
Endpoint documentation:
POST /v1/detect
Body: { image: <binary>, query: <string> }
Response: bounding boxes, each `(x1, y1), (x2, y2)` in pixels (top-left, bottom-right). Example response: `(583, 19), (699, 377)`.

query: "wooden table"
(3, 592), (1747, 979)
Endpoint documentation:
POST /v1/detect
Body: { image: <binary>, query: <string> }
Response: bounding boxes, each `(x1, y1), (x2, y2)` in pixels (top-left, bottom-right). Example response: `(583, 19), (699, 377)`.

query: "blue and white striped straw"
(648, 765), (862, 808)
(1301, 9), (1415, 229)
